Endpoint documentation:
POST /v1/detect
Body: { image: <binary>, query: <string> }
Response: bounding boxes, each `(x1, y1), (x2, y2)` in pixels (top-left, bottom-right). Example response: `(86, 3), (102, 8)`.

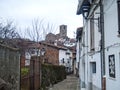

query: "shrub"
(41, 64), (66, 89)
(21, 67), (29, 77)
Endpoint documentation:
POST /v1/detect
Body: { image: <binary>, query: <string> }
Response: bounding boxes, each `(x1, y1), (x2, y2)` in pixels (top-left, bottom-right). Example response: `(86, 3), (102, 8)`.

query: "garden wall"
(0, 44), (20, 90)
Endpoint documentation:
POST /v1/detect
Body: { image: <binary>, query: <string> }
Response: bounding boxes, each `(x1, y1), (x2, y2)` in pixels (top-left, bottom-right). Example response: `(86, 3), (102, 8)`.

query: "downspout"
(78, 37), (81, 85)
(100, 0), (105, 90)
(79, 37), (80, 78)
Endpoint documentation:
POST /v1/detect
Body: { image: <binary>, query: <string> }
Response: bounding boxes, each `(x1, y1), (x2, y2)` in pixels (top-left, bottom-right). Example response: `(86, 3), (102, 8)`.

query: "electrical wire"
(105, 42), (120, 51)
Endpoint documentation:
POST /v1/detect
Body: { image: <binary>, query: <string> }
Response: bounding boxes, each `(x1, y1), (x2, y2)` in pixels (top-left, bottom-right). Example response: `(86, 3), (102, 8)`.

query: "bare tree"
(24, 18), (57, 42)
(0, 20), (20, 39)
(0, 20), (21, 47)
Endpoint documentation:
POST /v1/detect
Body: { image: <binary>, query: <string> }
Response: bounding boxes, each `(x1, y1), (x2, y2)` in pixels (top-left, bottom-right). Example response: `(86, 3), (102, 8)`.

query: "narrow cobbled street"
(48, 75), (80, 90)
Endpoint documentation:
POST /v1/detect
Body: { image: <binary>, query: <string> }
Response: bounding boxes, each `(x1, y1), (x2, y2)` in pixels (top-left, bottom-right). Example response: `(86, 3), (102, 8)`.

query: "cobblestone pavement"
(48, 75), (80, 90)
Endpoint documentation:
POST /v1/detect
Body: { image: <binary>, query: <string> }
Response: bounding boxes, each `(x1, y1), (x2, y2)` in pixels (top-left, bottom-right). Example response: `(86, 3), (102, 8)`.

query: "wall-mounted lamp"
(82, 6), (90, 19)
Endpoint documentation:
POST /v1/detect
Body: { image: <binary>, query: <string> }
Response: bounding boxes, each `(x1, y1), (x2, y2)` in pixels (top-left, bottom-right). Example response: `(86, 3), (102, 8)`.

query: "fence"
(21, 56), (67, 90)
(21, 56), (41, 90)
(0, 44), (20, 90)
(30, 57), (41, 90)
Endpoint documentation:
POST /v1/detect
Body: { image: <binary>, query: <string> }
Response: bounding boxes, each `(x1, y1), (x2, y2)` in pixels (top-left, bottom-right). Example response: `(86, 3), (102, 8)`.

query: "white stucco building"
(104, 0), (120, 89)
(76, 0), (120, 90)
(59, 48), (73, 73)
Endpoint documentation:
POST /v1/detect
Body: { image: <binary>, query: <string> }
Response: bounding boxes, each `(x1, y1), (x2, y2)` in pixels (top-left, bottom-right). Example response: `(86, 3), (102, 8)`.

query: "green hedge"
(41, 64), (66, 89)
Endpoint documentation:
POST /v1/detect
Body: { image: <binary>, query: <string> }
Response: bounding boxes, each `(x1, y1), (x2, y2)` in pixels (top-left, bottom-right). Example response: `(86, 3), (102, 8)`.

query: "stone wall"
(0, 44), (20, 90)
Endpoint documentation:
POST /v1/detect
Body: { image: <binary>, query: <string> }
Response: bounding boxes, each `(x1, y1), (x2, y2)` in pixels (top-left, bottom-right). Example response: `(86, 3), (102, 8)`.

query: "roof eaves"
(77, 0), (85, 15)
(76, 0), (90, 15)
(40, 41), (67, 50)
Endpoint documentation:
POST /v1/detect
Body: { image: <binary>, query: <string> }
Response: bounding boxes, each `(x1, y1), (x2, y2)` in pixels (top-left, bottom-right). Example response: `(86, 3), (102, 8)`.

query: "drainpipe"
(100, 0), (105, 90)
(78, 38), (80, 78)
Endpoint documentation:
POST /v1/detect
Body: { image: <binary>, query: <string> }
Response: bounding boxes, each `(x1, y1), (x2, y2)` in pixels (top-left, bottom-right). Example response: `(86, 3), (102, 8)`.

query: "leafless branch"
(23, 18), (57, 43)
(0, 20), (20, 39)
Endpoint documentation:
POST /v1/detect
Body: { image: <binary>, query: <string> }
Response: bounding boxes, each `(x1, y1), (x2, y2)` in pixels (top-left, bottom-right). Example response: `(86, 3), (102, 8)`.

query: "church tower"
(59, 25), (67, 38)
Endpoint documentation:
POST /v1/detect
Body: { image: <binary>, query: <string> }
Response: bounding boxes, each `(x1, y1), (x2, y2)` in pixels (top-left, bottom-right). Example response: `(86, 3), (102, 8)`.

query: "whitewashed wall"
(76, 40), (80, 69)
(59, 49), (67, 66)
(79, 4), (101, 90)
(89, 6), (101, 90)
(66, 49), (73, 72)
(104, 0), (120, 90)
(59, 49), (73, 72)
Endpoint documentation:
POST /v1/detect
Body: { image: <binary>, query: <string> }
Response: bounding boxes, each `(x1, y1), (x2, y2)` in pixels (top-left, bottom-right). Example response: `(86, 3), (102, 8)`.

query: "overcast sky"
(0, 0), (83, 38)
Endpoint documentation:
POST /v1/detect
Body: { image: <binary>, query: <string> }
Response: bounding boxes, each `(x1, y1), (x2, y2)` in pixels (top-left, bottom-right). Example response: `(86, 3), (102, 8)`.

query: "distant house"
(18, 38), (74, 71)
(39, 41), (66, 65)
(44, 24), (76, 73)
(59, 48), (73, 73)
(39, 41), (73, 73)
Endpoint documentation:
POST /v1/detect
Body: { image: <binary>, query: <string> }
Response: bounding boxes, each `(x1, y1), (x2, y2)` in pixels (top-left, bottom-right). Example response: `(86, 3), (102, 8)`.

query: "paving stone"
(48, 75), (80, 90)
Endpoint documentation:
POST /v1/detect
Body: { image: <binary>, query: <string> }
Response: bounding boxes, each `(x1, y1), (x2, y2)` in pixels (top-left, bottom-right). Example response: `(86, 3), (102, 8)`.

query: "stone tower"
(59, 25), (67, 38)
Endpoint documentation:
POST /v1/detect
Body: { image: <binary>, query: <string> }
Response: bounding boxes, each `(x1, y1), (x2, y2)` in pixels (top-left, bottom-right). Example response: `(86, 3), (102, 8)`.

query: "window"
(92, 62), (96, 73)
(109, 54), (115, 78)
(25, 59), (30, 66)
(31, 49), (35, 54)
(66, 52), (70, 55)
(90, 15), (95, 51)
(118, 0), (120, 34)
(62, 58), (65, 63)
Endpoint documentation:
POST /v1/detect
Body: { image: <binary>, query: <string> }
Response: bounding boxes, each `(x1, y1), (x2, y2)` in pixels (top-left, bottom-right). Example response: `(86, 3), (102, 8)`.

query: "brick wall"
(45, 46), (59, 65)
(40, 43), (59, 65)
